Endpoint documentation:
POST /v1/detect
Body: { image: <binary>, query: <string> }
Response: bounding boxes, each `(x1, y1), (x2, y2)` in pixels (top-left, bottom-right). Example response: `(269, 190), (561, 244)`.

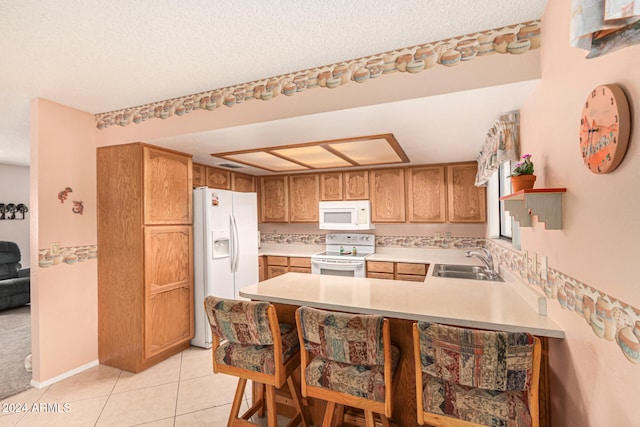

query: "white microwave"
(319, 201), (374, 230)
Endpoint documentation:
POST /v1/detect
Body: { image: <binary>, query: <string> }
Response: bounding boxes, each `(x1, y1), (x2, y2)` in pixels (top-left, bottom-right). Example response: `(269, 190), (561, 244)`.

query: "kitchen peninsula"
(240, 272), (564, 427)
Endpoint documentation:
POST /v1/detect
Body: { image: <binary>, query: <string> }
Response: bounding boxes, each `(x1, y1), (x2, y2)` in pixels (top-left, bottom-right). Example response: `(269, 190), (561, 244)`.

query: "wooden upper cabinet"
(192, 163), (206, 187)
(289, 174), (319, 222)
(370, 168), (405, 223)
(260, 176), (289, 222)
(447, 162), (486, 223)
(320, 172), (343, 201)
(232, 172), (256, 192)
(406, 166), (446, 223)
(206, 166), (231, 190)
(345, 170), (369, 200)
(143, 146), (192, 225)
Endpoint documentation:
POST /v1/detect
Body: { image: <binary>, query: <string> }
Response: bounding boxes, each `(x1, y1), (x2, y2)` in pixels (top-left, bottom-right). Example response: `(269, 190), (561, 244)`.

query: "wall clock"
(579, 83), (631, 174)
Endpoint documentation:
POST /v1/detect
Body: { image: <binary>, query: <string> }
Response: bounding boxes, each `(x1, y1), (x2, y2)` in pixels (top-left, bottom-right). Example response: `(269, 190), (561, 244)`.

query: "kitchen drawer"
(396, 263), (427, 275)
(267, 265), (288, 279)
(366, 261), (394, 274)
(395, 273), (426, 282)
(367, 272), (395, 280)
(289, 257), (311, 268)
(266, 256), (288, 266)
(289, 267), (311, 274)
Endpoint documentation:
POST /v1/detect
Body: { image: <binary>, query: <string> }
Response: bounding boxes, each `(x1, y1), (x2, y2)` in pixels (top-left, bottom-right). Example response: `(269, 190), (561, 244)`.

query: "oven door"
(311, 258), (365, 278)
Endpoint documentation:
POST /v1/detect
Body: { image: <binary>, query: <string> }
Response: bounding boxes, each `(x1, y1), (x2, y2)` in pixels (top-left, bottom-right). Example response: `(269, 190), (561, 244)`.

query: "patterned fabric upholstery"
(297, 306), (385, 365)
(416, 321), (536, 427)
(306, 345), (400, 402)
(297, 306), (399, 402)
(216, 323), (300, 375)
(204, 296), (301, 375)
(204, 297), (274, 345)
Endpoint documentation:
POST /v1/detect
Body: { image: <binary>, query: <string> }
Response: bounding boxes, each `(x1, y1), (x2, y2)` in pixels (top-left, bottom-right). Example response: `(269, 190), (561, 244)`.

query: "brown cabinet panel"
(344, 170), (369, 200)
(289, 267), (311, 274)
(206, 167), (232, 190)
(260, 176), (289, 222)
(367, 261), (395, 274)
(447, 163), (486, 223)
(367, 272), (395, 280)
(395, 273), (426, 282)
(193, 163), (206, 187)
(396, 262), (427, 275)
(267, 265), (288, 279)
(289, 257), (311, 268)
(406, 166), (446, 223)
(267, 256), (288, 266)
(289, 174), (319, 222)
(144, 225), (193, 359)
(370, 168), (405, 222)
(258, 256), (265, 282)
(144, 147), (192, 225)
(320, 173), (343, 201)
(232, 172), (256, 192)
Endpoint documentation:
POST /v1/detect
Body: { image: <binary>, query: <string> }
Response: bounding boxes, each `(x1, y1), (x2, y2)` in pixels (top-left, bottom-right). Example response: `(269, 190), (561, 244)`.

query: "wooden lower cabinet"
(258, 256), (265, 282)
(367, 261), (429, 282)
(265, 256), (311, 279)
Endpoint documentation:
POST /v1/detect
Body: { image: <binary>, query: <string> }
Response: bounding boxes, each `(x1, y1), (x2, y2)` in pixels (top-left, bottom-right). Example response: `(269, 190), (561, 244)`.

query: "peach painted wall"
(517, 1), (640, 425)
(30, 98), (98, 383)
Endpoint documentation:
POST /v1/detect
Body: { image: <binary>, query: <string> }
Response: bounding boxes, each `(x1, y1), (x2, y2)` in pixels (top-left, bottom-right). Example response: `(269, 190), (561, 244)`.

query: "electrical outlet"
(50, 242), (60, 255)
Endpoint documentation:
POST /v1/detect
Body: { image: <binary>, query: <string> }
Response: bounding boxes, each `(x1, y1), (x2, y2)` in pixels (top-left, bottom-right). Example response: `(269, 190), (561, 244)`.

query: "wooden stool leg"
(256, 382), (265, 417)
(265, 384), (278, 427)
(228, 378), (248, 427)
(364, 411), (375, 427)
(380, 414), (391, 427)
(287, 376), (310, 427)
(322, 401), (336, 427)
(333, 404), (345, 427)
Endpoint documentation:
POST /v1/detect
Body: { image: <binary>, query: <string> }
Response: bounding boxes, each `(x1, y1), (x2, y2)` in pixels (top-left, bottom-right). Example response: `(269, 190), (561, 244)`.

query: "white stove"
(311, 233), (375, 277)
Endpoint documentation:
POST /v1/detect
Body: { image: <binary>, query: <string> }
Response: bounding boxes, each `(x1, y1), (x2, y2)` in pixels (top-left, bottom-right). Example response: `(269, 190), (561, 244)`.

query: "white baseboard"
(30, 359), (100, 389)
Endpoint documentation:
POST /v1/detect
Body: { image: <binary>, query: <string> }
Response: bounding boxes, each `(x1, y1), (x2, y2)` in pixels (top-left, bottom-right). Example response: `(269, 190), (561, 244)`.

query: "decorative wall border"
(95, 21), (541, 129)
(486, 240), (640, 364)
(38, 244), (97, 268)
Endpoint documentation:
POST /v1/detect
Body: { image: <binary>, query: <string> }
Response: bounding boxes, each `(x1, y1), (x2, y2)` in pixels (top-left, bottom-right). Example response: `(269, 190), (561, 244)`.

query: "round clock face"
(579, 84), (631, 174)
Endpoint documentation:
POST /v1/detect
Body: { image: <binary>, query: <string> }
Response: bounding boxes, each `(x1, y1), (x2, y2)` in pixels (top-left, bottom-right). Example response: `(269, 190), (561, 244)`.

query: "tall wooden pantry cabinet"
(97, 143), (194, 373)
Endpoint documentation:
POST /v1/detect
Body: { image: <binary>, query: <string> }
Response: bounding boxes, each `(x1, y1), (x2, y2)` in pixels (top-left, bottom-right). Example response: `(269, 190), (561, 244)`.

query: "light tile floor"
(0, 346), (292, 427)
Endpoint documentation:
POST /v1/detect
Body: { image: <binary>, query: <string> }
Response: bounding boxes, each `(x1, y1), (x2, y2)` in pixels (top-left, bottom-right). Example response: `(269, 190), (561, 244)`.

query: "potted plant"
(509, 153), (536, 192)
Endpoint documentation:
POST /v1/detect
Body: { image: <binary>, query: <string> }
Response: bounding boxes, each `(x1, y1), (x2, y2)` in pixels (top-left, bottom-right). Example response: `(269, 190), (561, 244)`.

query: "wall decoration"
(486, 240), (640, 365)
(580, 84), (631, 173)
(58, 187), (72, 203)
(0, 203), (28, 220)
(94, 20), (541, 130)
(72, 201), (84, 215)
(38, 244), (97, 268)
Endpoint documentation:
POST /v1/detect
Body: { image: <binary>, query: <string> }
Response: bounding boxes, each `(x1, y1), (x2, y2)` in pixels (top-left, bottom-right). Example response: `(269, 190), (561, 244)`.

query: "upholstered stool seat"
(305, 345), (400, 402)
(205, 297), (309, 427)
(296, 306), (399, 427)
(413, 321), (541, 427)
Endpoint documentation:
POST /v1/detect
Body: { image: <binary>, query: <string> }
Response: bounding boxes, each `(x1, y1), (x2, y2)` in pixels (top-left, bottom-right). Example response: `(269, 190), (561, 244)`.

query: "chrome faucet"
(465, 248), (498, 279)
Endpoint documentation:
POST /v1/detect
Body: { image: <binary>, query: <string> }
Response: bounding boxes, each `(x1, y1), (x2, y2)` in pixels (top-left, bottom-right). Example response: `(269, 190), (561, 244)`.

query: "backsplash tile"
(486, 240), (640, 364)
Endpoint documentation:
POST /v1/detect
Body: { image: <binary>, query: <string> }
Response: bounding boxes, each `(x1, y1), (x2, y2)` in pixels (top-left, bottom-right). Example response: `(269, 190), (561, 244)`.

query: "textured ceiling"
(0, 0), (547, 166)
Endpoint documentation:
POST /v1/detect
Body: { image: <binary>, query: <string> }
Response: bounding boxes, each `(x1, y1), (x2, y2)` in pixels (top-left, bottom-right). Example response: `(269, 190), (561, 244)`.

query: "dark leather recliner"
(0, 241), (30, 311)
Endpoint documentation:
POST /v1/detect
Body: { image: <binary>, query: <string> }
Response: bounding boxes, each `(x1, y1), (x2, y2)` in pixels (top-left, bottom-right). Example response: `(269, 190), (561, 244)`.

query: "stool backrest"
(204, 297), (274, 346)
(296, 306), (384, 366)
(416, 321), (536, 392)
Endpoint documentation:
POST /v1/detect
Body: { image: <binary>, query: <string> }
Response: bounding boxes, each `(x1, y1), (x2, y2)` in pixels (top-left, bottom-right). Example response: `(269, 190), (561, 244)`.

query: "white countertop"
(258, 244), (324, 257)
(239, 272), (564, 338)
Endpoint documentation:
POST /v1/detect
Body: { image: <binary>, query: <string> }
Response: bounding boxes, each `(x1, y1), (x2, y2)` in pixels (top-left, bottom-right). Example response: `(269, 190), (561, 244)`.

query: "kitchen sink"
(432, 264), (503, 281)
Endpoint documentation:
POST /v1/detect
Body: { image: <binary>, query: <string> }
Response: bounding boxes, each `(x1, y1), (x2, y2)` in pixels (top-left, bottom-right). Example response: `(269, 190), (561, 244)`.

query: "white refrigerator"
(191, 187), (259, 348)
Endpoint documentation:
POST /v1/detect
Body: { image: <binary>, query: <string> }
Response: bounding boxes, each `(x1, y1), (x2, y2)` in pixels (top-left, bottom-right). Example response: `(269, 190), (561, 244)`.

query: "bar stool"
(295, 306), (400, 427)
(412, 321), (541, 427)
(204, 296), (309, 427)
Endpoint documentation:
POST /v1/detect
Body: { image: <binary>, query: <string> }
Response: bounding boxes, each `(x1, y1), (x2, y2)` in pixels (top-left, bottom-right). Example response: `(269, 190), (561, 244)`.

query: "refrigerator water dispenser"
(211, 230), (230, 259)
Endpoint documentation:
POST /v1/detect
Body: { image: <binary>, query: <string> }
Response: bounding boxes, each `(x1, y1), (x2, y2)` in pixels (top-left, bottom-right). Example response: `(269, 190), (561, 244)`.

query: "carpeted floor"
(0, 305), (32, 400)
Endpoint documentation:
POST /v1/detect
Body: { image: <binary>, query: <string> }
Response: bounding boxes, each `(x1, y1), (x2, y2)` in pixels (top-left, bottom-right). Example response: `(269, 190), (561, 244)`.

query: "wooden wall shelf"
(500, 188), (566, 230)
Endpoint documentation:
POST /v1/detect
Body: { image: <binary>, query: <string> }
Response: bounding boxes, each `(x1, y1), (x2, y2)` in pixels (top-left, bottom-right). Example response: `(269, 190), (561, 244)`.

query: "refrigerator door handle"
(231, 213), (240, 273)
